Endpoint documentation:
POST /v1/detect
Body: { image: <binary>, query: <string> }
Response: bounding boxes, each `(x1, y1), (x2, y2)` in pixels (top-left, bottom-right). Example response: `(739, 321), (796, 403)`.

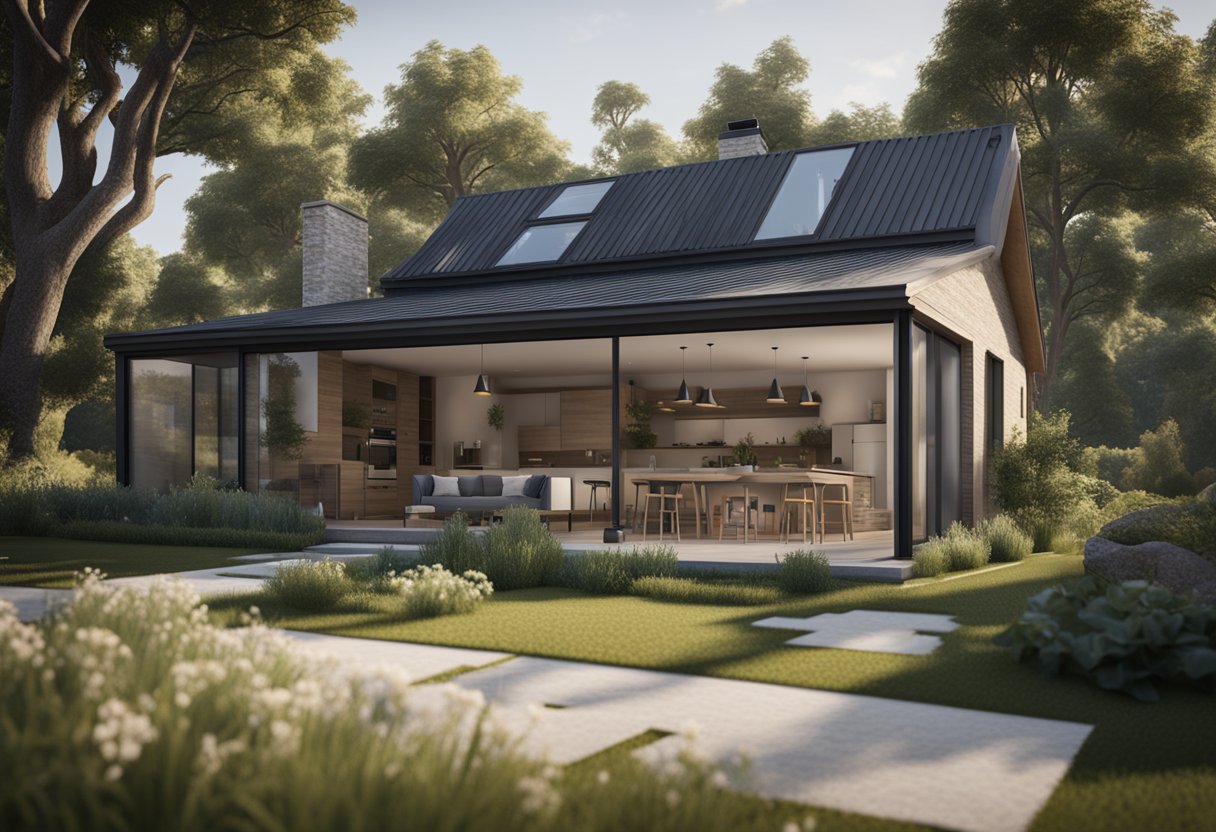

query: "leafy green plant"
(731, 433), (757, 466)
(487, 403), (505, 431)
(390, 564), (494, 619)
(977, 515), (1033, 562)
(1099, 490), (1171, 525)
(913, 523), (990, 577)
(995, 577), (1216, 702)
(1101, 499), (1216, 560)
(418, 512), (485, 574)
(481, 507), (564, 590)
(263, 559), (354, 612)
(260, 353), (309, 461)
(775, 549), (832, 593)
(623, 400), (657, 449)
(793, 425), (830, 447)
(561, 545), (680, 594)
(630, 576), (786, 605)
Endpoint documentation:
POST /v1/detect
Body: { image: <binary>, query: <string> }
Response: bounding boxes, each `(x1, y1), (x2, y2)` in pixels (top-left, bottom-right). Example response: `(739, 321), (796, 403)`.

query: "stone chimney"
(301, 200), (368, 306)
(717, 118), (768, 160)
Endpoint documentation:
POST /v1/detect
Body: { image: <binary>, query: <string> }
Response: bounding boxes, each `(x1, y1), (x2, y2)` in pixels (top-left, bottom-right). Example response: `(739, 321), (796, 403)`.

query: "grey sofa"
(411, 473), (572, 515)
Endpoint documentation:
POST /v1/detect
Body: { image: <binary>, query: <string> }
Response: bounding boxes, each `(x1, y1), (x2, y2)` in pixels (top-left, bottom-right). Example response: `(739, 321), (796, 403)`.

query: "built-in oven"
(365, 427), (397, 479)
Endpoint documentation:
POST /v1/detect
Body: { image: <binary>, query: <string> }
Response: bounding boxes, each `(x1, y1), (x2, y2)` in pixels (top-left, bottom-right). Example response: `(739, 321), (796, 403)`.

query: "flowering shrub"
(390, 564), (494, 619)
(0, 572), (797, 831)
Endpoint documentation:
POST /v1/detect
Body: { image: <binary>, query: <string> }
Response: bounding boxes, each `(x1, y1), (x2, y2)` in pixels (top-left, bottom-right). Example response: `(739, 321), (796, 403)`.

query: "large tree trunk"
(0, 242), (75, 458)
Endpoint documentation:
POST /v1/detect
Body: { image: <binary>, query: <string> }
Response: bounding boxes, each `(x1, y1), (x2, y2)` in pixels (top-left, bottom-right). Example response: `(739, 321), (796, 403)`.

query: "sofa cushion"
(421, 495), (542, 513)
(458, 476), (484, 497)
(482, 475), (503, 497)
(524, 474), (547, 499)
(432, 475), (460, 497)
(502, 475), (529, 496)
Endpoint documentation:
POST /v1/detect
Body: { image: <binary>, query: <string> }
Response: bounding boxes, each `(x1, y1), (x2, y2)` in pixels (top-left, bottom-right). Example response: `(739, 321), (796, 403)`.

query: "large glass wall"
(129, 354), (238, 491)
(249, 352), (320, 501)
(911, 326), (962, 541)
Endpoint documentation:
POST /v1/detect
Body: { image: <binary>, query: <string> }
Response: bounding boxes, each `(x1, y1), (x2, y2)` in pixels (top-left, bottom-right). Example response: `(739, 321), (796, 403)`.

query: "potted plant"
(623, 400), (657, 448)
(486, 402), (505, 431)
(794, 424), (831, 467)
(731, 433), (757, 469)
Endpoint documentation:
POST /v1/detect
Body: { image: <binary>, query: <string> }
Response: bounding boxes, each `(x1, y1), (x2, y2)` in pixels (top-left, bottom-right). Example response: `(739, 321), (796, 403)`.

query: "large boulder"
(1201, 482), (1216, 507)
(1084, 536), (1216, 602)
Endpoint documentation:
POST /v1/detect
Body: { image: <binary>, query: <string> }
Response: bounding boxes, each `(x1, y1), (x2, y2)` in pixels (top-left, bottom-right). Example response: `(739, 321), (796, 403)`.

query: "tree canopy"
(590, 80), (681, 175)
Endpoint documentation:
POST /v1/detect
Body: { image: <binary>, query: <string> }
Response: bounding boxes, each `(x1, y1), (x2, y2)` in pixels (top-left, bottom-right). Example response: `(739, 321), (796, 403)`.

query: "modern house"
(104, 121), (1043, 559)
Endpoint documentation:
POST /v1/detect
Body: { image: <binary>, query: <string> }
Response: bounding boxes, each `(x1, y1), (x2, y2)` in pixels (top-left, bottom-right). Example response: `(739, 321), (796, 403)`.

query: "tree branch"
(3, 0), (71, 68)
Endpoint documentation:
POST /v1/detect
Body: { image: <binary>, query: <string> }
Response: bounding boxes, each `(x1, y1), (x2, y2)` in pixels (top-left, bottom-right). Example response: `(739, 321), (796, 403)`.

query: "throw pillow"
(432, 475), (460, 497)
(457, 476), (483, 497)
(502, 475), (529, 497)
(523, 474), (546, 499)
(482, 475), (504, 497)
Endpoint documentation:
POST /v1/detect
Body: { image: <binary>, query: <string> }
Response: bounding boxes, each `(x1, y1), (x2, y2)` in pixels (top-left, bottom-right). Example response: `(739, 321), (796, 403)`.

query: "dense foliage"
(996, 577), (1216, 702)
(913, 523), (991, 578)
(418, 509), (564, 591)
(1101, 499), (1216, 561)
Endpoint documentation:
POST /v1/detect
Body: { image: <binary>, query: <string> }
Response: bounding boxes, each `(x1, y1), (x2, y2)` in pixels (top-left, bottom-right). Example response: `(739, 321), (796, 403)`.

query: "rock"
(1201, 482), (1216, 507)
(1084, 536), (1216, 603)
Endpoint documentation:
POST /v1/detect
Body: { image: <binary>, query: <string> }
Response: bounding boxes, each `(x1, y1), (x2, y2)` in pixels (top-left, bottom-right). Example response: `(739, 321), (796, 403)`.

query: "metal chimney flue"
(718, 118), (768, 159)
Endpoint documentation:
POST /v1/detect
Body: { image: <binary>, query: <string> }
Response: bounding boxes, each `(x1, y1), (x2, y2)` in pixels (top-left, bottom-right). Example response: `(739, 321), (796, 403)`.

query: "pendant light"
(473, 344), (492, 396)
(674, 346), (693, 404)
(766, 346), (785, 403)
(696, 343), (720, 408)
(799, 356), (814, 406)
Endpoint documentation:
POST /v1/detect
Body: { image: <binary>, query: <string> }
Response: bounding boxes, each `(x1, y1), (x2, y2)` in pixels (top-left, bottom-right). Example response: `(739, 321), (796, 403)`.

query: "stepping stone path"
(753, 610), (960, 655)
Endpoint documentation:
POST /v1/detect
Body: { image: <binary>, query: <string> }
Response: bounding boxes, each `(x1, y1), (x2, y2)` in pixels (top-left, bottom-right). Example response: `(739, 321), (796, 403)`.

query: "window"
(986, 353), (1004, 452)
(754, 147), (854, 240)
(538, 181), (613, 218)
(496, 221), (586, 267)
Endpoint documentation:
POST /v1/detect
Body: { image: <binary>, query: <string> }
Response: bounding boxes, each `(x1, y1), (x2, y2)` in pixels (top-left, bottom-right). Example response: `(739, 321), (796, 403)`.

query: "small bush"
(346, 547), (421, 592)
(391, 564), (493, 619)
(912, 523), (989, 577)
(419, 513), (485, 574)
(1101, 500), (1216, 560)
(630, 577), (786, 606)
(562, 545), (681, 595)
(55, 521), (321, 551)
(263, 559), (353, 612)
(1100, 490), (1171, 525)
(481, 507), (564, 590)
(977, 515), (1032, 562)
(995, 577), (1216, 702)
(775, 549), (832, 594)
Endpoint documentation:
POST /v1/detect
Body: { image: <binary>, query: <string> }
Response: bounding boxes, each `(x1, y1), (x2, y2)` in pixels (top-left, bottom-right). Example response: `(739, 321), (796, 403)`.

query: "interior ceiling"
(344, 325), (892, 384)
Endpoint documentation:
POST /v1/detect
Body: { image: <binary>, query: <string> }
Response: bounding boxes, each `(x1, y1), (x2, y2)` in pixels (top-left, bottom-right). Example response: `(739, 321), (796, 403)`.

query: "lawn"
(211, 554), (1216, 832)
(0, 536), (263, 587)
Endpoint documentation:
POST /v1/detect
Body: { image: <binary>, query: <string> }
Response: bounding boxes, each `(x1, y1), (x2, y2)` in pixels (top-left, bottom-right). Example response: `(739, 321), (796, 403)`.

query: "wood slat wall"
(560, 389), (613, 449)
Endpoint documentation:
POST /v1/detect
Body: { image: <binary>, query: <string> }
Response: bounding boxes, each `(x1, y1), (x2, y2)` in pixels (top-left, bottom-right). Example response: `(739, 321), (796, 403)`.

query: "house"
(104, 120), (1043, 559)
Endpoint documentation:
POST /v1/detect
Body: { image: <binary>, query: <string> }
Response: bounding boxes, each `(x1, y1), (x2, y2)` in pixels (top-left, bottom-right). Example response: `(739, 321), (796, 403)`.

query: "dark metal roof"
(106, 242), (982, 354)
(382, 124), (1012, 287)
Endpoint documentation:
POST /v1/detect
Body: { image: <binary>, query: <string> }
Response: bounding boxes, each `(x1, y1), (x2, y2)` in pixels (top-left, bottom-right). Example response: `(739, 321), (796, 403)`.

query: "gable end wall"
(910, 255), (1028, 525)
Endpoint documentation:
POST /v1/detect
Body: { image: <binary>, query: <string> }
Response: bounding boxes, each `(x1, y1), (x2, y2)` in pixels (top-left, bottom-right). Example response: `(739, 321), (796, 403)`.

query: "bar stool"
(717, 494), (757, 541)
(641, 483), (682, 541)
(819, 482), (854, 541)
(584, 479), (611, 523)
(629, 479), (650, 531)
(780, 482), (818, 544)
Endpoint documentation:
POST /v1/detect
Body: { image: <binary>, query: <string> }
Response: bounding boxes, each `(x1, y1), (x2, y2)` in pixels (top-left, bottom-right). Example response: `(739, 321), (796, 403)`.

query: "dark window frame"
(986, 352), (1004, 453)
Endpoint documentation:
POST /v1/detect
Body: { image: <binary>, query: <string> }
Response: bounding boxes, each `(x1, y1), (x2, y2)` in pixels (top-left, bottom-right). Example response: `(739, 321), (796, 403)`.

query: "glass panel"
(755, 147), (854, 240)
(938, 338), (962, 530)
(257, 352), (318, 500)
(537, 181), (613, 218)
(496, 222), (586, 266)
(911, 326), (928, 542)
(193, 366), (220, 480)
(130, 359), (193, 491)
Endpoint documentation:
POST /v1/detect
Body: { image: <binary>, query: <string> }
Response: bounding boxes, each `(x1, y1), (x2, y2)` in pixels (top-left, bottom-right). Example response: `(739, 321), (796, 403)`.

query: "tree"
(589, 80), (680, 175)
(0, 0), (355, 461)
(905, 0), (1216, 406)
(1121, 419), (1196, 497)
(807, 102), (903, 146)
(1048, 320), (1136, 449)
(683, 37), (814, 160)
(349, 41), (572, 224)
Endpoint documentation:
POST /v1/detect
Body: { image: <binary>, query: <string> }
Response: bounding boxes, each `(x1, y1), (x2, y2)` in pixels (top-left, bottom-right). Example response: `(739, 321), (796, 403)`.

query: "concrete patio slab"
(454, 656), (1092, 832)
(0, 586), (72, 621)
(752, 610), (960, 655)
(783, 629), (944, 655)
(283, 631), (511, 682)
(108, 568), (265, 597)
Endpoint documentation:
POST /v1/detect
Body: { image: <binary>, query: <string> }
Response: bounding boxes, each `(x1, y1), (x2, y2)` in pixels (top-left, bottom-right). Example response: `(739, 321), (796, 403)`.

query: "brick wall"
(301, 200), (368, 307)
(910, 254), (1029, 524)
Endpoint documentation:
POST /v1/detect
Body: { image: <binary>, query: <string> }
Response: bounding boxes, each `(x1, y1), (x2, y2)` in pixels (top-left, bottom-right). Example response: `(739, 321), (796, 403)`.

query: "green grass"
(209, 553), (1216, 832)
(0, 536), (261, 588)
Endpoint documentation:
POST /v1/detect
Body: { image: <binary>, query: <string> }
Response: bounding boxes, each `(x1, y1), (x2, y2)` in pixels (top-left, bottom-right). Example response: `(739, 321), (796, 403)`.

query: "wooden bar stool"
(819, 482), (854, 541)
(584, 479), (611, 523)
(780, 481), (818, 544)
(641, 483), (682, 541)
(629, 479), (650, 531)
(717, 494), (757, 541)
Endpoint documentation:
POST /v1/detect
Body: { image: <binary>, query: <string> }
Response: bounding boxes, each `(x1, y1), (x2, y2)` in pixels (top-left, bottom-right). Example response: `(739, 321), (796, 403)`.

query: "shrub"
(418, 512), (484, 574)
(775, 549), (832, 594)
(562, 545), (680, 595)
(994, 577), (1216, 702)
(1084, 445), (1139, 490)
(1120, 419), (1197, 498)
(481, 507), (564, 590)
(913, 523), (989, 577)
(1101, 499), (1216, 560)
(1100, 490), (1171, 525)
(55, 521), (321, 552)
(346, 546), (420, 590)
(391, 564), (493, 619)
(977, 515), (1032, 562)
(0, 574), (770, 832)
(263, 559), (353, 612)
(630, 577), (786, 606)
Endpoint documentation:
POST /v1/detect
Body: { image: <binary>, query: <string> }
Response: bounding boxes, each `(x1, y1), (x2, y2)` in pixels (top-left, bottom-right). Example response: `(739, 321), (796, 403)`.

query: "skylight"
(754, 147), (855, 241)
(495, 222), (586, 267)
(537, 181), (614, 218)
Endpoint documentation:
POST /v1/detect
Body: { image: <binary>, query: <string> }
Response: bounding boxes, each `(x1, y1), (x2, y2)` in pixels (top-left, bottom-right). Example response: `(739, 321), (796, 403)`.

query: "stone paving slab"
(0, 586), (73, 621)
(753, 610), (961, 656)
(107, 568), (264, 597)
(784, 630), (944, 655)
(283, 631), (512, 683)
(454, 656), (1092, 832)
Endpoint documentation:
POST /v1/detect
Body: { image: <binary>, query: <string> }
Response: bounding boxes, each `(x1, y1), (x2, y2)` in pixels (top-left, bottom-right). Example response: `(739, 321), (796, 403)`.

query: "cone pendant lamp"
(766, 346), (785, 403)
(674, 346), (693, 404)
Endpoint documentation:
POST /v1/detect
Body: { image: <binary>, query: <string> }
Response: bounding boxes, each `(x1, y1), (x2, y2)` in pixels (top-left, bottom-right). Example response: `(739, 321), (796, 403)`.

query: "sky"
(124, 0), (1215, 256)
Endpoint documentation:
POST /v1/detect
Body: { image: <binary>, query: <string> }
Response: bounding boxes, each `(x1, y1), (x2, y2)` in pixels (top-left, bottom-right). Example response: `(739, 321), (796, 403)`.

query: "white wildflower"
(596, 770), (610, 785)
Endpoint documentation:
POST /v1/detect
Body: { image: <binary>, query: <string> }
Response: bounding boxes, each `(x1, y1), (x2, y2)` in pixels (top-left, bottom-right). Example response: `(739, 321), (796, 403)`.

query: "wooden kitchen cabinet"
(560, 389), (612, 450)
